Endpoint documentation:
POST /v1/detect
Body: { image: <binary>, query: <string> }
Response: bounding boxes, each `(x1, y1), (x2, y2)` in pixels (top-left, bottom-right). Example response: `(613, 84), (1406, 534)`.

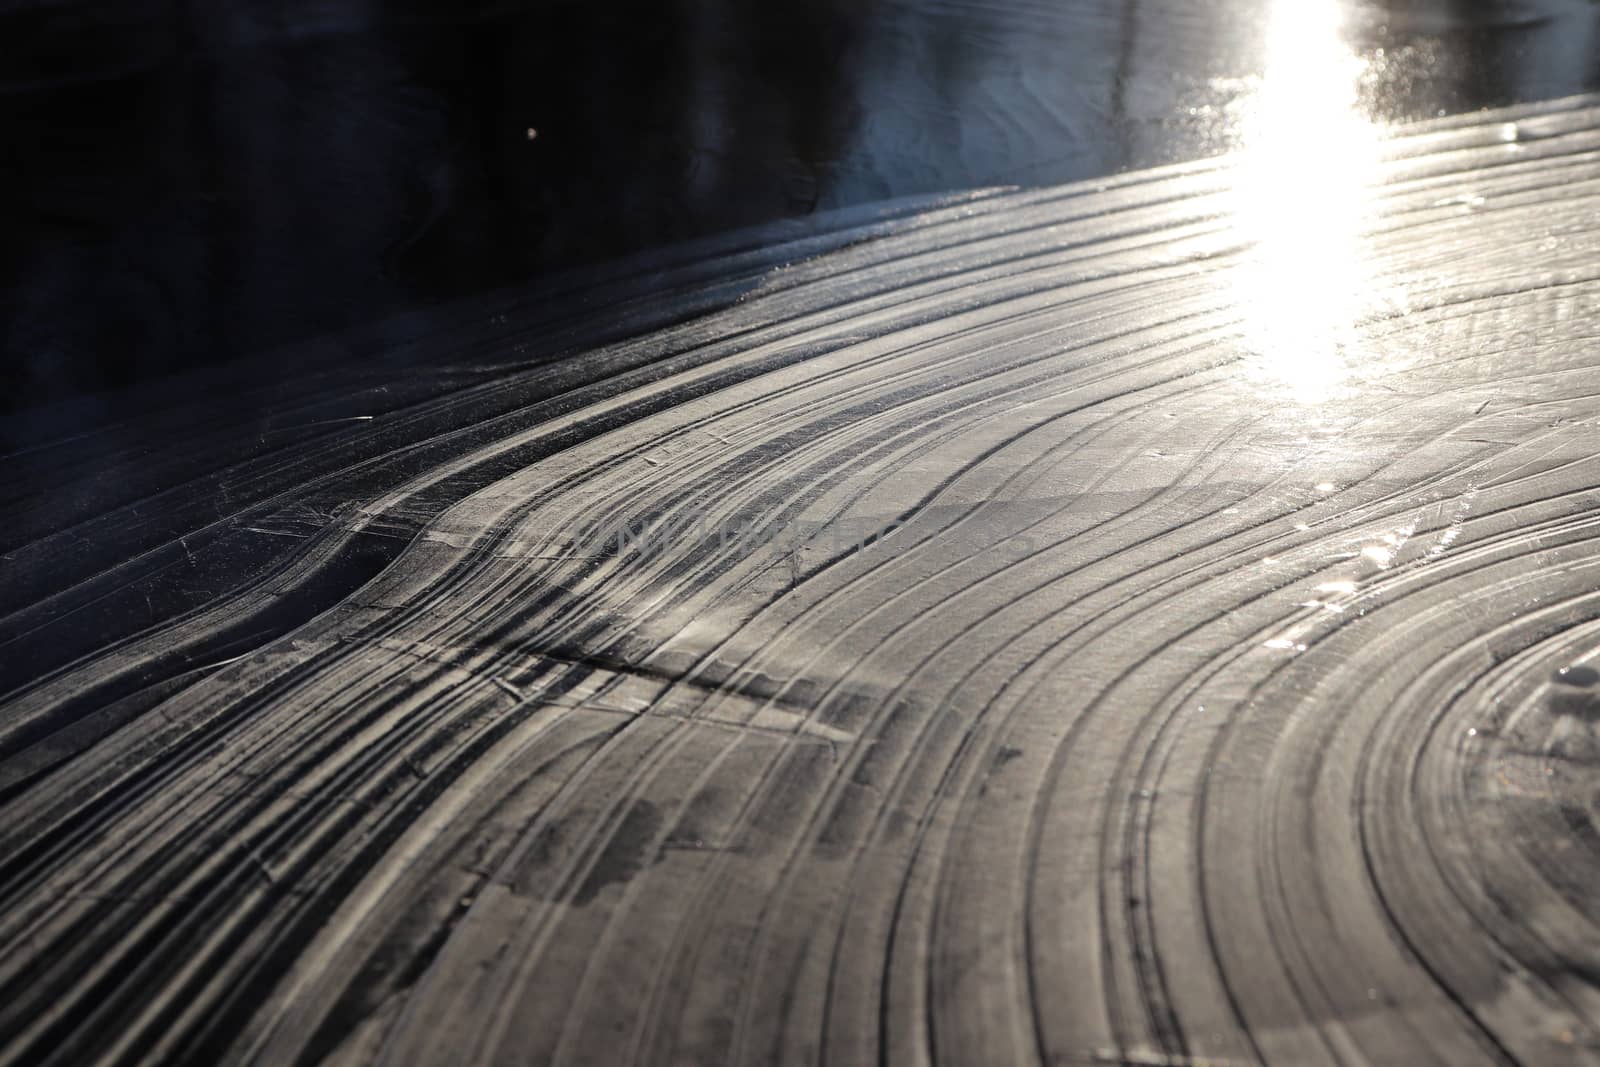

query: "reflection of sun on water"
(1230, 0), (1387, 405)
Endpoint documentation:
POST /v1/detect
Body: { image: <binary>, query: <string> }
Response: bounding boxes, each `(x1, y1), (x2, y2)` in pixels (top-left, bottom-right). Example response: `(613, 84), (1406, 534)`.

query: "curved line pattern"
(4, 96), (1600, 1066)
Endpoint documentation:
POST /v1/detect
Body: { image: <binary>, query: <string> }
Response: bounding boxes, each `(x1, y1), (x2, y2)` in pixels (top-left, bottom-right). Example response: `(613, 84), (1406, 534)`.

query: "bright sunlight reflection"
(1230, 0), (1388, 404)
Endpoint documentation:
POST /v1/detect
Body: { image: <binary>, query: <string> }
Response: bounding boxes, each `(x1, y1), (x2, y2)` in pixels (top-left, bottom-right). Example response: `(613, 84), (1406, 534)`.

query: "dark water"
(5, 0), (1599, 411)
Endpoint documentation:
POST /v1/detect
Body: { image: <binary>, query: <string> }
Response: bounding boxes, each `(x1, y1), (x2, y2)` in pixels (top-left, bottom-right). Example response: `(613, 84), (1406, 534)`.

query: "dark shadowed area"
(4, 0), (1600, 411)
